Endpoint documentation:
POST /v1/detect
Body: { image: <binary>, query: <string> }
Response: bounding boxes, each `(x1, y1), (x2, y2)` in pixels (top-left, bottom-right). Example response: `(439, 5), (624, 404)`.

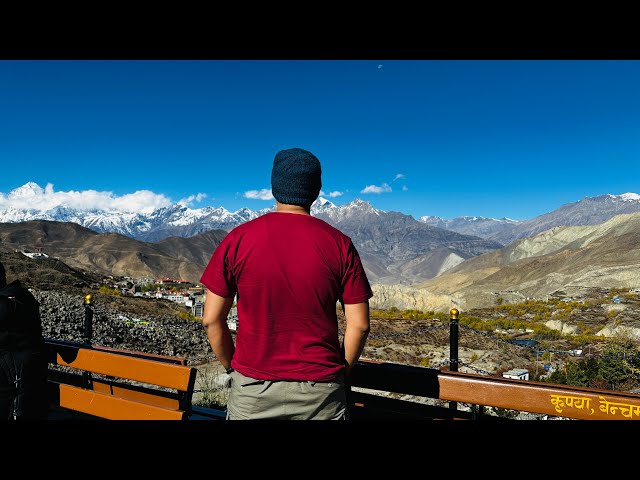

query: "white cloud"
(393, 173), (405, 181)
(111, 191), (173, 213)
(244, 188), (274, 201)
(360, 183), (392, 194)
(0, 182), (172, 214)
(402, 185), (408, 191)
(178, 193), (207, 207)
(321, 190), (343, 198)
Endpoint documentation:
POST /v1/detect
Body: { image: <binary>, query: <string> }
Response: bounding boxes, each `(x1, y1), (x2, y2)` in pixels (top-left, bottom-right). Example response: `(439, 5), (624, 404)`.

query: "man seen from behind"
(200, 147), (372, 420)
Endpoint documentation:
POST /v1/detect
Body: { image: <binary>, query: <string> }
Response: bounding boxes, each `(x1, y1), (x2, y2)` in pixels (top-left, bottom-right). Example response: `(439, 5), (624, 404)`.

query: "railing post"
(449, 308), (459, 413)
(84, 294), (93, 344)
(448, 308), (486, 419)
(83, 294), (94, 388)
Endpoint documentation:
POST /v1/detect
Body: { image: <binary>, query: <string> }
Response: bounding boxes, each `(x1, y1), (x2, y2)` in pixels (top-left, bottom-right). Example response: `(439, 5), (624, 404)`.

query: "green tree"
(565, 362), (590, 387)
(595, 339), (640, 391)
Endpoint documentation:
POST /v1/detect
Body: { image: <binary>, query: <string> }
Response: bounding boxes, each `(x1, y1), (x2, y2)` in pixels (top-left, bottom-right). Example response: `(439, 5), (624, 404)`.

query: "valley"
(349, 286), (640, 378)
(4, 192), (640, 393)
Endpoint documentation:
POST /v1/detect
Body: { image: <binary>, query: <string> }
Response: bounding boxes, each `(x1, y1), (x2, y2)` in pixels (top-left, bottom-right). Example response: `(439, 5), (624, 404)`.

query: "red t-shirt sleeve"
(200, 236), (237, 299)
(341, 240), (373, 304)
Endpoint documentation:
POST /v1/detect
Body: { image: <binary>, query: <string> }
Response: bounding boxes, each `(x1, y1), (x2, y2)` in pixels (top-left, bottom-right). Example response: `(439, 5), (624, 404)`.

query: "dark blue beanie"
(271, 148), (322, 207)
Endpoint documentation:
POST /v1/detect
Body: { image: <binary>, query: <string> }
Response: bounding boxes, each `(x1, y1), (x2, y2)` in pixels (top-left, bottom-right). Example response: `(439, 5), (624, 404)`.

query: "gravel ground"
(33, 289), (231, 406)
(34, 289), (215, 366)
(33, 287), (535, 380)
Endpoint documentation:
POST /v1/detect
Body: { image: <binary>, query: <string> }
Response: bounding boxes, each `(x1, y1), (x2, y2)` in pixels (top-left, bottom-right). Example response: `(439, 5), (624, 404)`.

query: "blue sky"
(1, 59), (639, 221)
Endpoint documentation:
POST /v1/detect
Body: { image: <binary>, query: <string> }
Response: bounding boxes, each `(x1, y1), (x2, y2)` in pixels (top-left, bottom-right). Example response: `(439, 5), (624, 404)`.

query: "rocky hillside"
(0, 249), (101, 291)
(0, 220), (227, 282)
(30, 286), (541, 376)
(314, 200), (503, 285)
(1, 250), (215, 365)
(0, 210), (503, 286)
(35, 289), (214, 366)
(423, 193), (640, 246)
(418, 211), (640, 311)
(370, 212), (640, 313)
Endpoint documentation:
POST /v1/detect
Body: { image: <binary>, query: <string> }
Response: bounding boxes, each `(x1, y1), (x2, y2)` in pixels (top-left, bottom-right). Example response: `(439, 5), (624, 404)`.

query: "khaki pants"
(226, 369), (349, 420)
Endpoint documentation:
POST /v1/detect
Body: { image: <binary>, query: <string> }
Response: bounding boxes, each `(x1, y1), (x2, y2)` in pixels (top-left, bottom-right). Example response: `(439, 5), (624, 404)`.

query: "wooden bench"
(349, 359), (640, 420)
(45, 338), (199, 420)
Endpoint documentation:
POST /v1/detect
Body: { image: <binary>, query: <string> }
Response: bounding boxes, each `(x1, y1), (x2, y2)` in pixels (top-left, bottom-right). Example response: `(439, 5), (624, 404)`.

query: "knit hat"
(271, 148), (322, 207)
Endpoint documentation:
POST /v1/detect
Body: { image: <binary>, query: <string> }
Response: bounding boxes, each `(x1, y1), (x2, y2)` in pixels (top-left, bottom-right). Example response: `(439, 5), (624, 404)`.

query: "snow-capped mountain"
(419, 193), (640, 246)
(313, 198), (382, 223)
(0, 184), (337, 241)
(5, 182), (640, 287)
(419, 215), (522, 244)
(3, 182), (640, 250)
(136, 204), (261, 242)
(0, 205), (147, 237)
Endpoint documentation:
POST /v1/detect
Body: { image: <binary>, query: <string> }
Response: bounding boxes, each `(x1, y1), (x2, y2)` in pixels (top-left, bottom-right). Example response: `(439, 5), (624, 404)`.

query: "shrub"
(193, 367), (229, 409)
(98, 286), (122, 296)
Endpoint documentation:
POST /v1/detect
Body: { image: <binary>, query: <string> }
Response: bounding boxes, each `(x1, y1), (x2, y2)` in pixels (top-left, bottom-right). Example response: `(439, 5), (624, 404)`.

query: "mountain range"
(411, 210), (640, 312)
(5, 183), (640, 247)
(0, 220), (227, 283)
(2, 183), (640, 304)
(420, 193), (640, 245)
(313, 199), (501, 284)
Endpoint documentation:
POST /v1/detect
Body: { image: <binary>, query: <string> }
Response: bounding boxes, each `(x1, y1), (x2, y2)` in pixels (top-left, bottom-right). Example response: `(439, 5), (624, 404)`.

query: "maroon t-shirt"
(200, 212), (373, 382)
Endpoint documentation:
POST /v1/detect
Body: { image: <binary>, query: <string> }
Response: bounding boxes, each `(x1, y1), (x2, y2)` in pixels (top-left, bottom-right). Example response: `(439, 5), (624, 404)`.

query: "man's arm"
(342, 301), (371, 376)
(201, 288), (235, 371)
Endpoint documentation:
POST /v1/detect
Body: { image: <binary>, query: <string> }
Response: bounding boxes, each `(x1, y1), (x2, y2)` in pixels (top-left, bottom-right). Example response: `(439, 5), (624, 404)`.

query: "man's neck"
(275, 201), (311, 215)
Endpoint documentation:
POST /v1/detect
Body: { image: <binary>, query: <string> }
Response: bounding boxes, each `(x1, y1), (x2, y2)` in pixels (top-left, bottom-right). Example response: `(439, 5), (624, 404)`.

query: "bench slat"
(46, 340), (198, 419)
(56, 383), (187, 420)
(92, 344), (188, 366)
(91, 379), (182, 410)
(54, 346), (195, 391)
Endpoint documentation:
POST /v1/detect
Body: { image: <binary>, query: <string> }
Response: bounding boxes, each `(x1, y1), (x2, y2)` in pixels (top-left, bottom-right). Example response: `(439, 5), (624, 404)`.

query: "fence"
(76, 298), (640, 420)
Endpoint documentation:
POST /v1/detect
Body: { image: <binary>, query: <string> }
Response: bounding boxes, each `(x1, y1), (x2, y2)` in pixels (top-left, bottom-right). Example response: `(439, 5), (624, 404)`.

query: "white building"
(191, 301), (204, 318)
(502, 368), (529, 381)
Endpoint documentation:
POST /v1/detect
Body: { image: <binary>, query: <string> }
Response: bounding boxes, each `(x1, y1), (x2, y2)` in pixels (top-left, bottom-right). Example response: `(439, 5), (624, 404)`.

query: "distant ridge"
(3, 186), (640, 286)
(416, 211), (640, 311)
(420, 193), (640, 245)
(0, 219), (227, 282)
(3, 182), (640, 247)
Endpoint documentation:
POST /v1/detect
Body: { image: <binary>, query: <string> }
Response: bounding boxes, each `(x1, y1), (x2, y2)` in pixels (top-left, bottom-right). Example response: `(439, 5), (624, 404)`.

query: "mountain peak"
(348, 198), (376, 210)
(10, 182), (45, 199)
(585, 192), (640, 203)
(617, 193), (640, 202)
(315, 196), (334, 207)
